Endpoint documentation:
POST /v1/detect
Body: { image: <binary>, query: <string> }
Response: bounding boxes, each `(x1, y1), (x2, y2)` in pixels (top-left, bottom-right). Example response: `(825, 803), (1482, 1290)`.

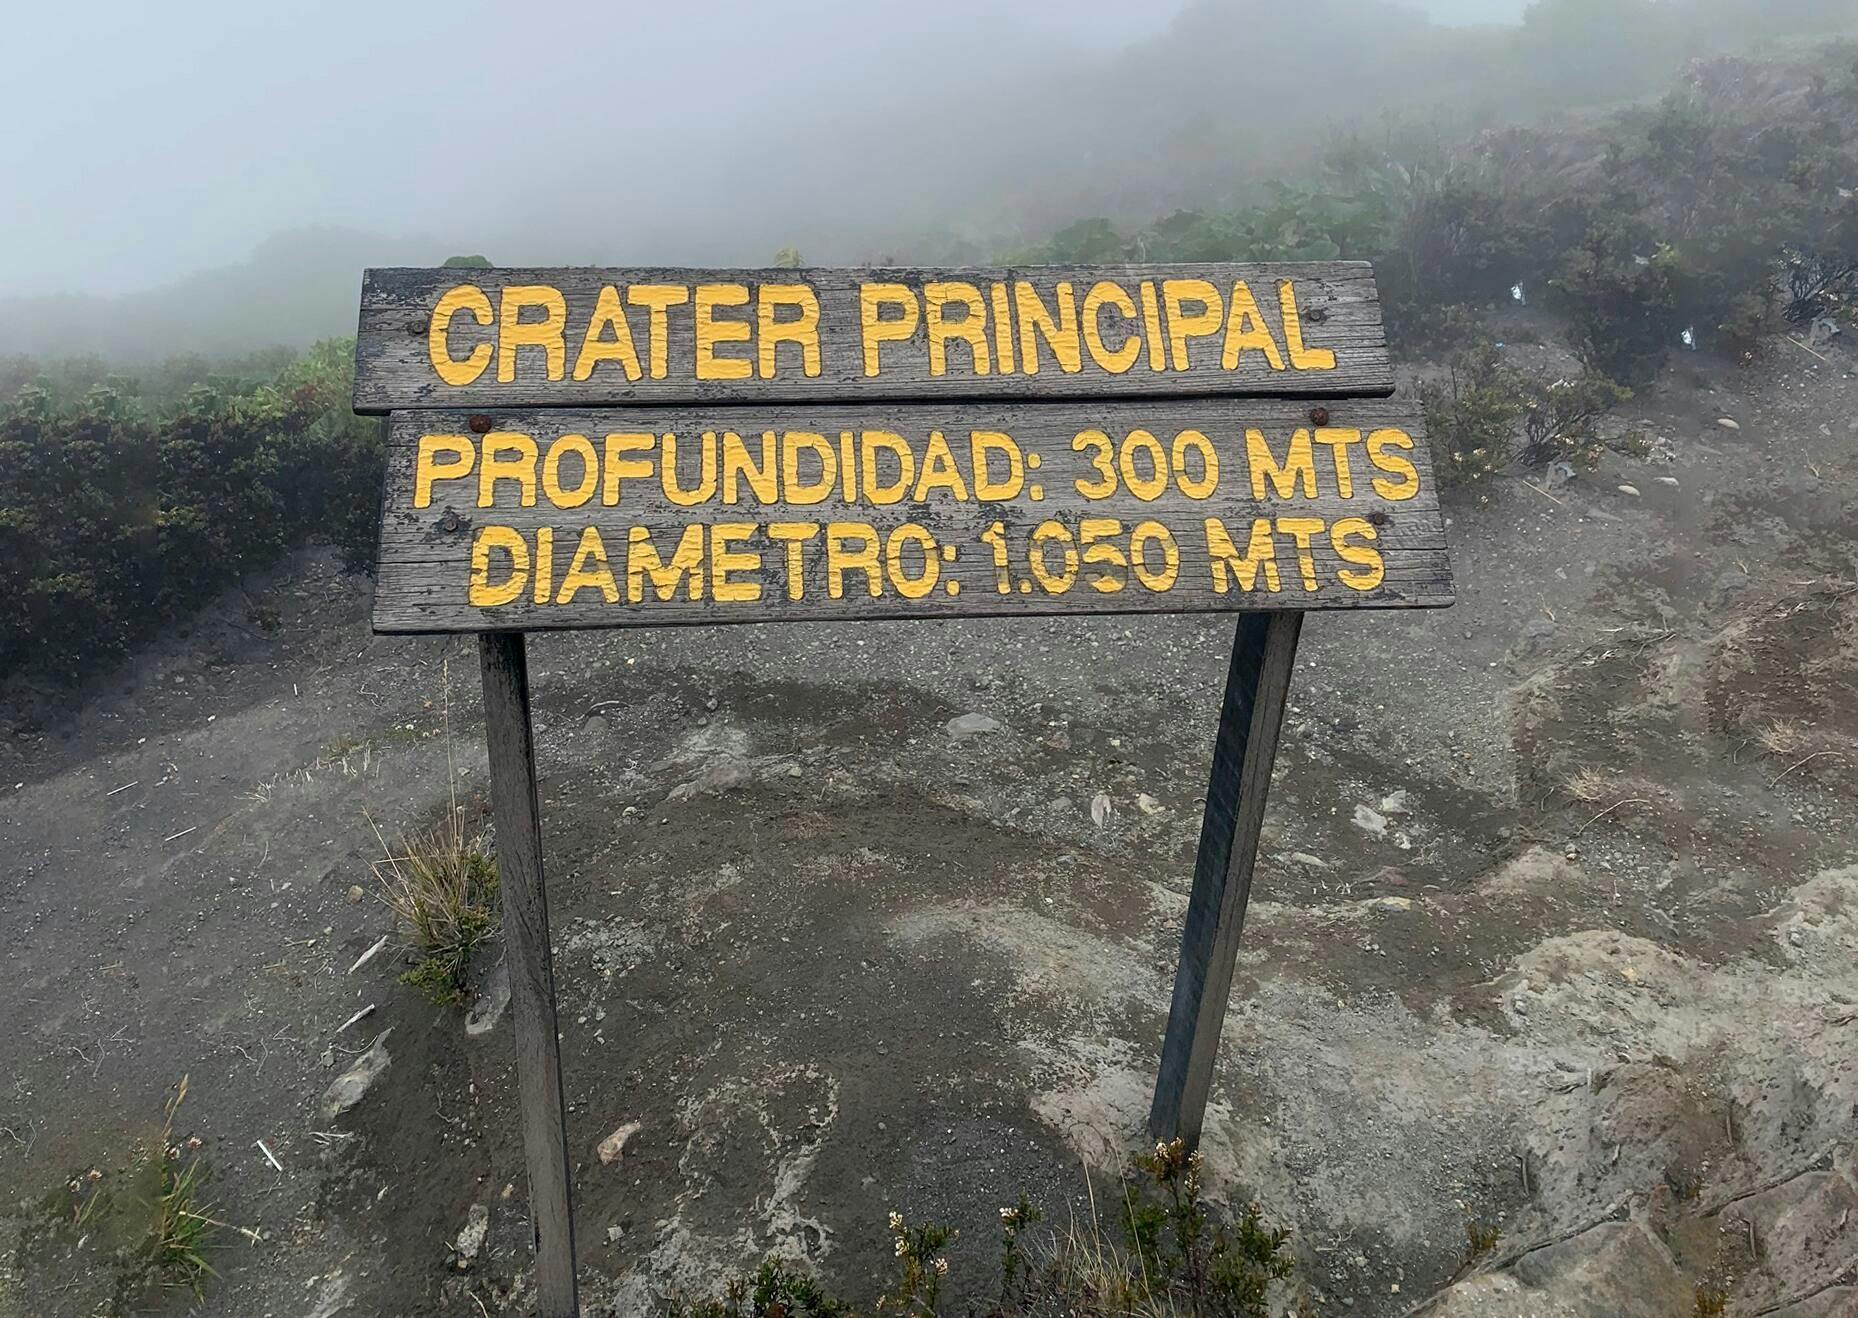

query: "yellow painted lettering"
(911, 430), (970, 501)
(626, 284), (690, 380)
(557, 526), (620, 604)
(989, 282), (1017, 374)
(495, 285), (567, 383)
(1205, 517), (1281, 593)
(694, 283), (752, 381)
(1275, 517), (1325, 590)
(540, 433), (598, 509)
(757, 284), (821, 379)
(970, 431), (1024, 501)
(722, 431), (778, 504)
(477, 433), (538, 508)
(923, 282), (992, 377)
(1280, 280), (1336, 371)
(1331, 518), (1384, 590)
(1366, 429), (1420, 500)
(1246, 428), (1317, 500)
(661, 431), (718, 506)
(781, 431), (837, 505)
(1220, 281), (1287, 371)
(767, 522), (819, 600)
(859, 283), (919, 376)
(709, 523), (762, 602)
(1313, 428), (1363, 498)
(414, 434), (475, 508)
(825, 522), (882, 598)
(884, 524), (940, 599)
(860, 431), (915, 505)
(1081, 280), (1141, 374)
(428, 285), (493, 386)
(601, 432), (656, 505)
(626, 524), (704, 602)
(572, 285), (642, 382)
(1138, 280), (1167, 372)
(532, 526), (554, 604)
(468, 525), (529, 607)
(1013, 281), (1081, 375)
(1162, 278), (1224, 371)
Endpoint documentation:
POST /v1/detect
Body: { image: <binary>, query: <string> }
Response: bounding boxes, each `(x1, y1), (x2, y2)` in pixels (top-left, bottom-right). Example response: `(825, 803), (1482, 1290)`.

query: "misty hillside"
(3, 0), (1852, 362)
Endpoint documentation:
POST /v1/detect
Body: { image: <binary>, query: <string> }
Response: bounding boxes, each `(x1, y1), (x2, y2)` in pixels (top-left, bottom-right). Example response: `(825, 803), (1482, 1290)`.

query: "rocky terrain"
(1, 323), (1854, 1314)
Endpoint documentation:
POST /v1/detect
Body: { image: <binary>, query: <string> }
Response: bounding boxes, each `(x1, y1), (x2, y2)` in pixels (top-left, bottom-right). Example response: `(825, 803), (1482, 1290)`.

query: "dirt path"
(2, 337), (1854, 1316)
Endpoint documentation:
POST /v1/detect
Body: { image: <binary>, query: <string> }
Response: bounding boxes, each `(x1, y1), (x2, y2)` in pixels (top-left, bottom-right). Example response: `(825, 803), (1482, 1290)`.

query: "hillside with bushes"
(2, 41), (1854, 690)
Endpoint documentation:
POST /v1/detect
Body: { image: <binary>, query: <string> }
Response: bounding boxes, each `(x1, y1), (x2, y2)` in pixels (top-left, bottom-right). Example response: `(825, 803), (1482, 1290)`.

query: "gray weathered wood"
(478, 632), (579, 1315)
(370, 399), (1450, 634)
(1150, 611), (1302, 1149)
(353, 263), (1391, 412)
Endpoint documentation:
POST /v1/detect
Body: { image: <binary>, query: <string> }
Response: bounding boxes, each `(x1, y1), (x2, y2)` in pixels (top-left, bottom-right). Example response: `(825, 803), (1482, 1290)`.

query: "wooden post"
(1150, 611), (1303, 1149)
(478, 631), (579, 1316)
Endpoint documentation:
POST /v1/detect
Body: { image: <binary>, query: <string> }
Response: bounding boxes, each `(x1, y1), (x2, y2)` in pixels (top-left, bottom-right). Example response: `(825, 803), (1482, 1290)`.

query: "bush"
(373, 812), (501, 1007)
(0, 341), (381, 686)
(1422, 343), (1632, 498)
(665, 1140), (1303, 1317)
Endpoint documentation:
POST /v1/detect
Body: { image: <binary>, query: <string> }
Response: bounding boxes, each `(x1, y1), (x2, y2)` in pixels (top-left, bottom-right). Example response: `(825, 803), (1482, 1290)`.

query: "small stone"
(1378, 789), (1410, 815)
(453, 1203), (490, 1268)
(597, 1120), (642, 1164)
(1135, 793), (1164, 816)
(606, 1225), (625, 1246)
(1716, 417), (1740, 430)
(1090, 793), (1113, 827)
(346, 885), (364, 904)
(1352, 804), (1388, 839)
(1617, 483), (1641, 497)
(465, 961), (512, 1037)
(1373, 896), (1412, 913)
(1788, 927), (1806, 948)
(945, 712), (1003, 739)
(319, 1030), (392, 1121)
(1288, 852), (1329, 869)
(1654, 475), (1679, 487)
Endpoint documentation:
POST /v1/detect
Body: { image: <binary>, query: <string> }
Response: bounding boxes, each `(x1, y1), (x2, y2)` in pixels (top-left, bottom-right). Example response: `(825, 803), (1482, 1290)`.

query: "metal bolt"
(405, 318), (429, 336)
(1369, 510), (1391, 527)
(1309, 406), (1331, 426)
(1306, 306), (1329, 323)
(468, 414), (493, 434)
(440, 509), (463, 533)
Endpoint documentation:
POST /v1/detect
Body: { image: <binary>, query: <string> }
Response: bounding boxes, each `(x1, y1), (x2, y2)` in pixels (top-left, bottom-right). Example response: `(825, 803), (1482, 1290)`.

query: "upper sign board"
(352, 263), (1392, 412)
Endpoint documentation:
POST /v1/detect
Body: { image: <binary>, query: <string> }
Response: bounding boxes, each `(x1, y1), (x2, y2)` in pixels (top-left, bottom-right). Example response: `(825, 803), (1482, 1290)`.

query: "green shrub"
(0, 341), (382, 686)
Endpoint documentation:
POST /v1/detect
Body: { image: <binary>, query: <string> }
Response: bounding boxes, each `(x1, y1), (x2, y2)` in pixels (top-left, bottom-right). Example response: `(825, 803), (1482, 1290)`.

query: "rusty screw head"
(1309, 406), (1331, 426)
(405, 317), (429, 336)
(467, 414), (493, 434)
(1368, 510), (1391, 527)
(1306, 306), (1329, 323)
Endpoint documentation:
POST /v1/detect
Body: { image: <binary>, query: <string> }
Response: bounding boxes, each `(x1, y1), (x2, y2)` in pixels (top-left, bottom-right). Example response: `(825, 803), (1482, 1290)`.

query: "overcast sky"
(2, 0), (1528, 300)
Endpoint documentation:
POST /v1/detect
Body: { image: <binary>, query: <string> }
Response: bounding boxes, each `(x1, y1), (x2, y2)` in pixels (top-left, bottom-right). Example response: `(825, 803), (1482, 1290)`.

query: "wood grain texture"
(370, 399), (1451, 634)
(478, 633), (579, 1315)
(353, 263), (1391, 412)
(1149, 612), (1301, 1148)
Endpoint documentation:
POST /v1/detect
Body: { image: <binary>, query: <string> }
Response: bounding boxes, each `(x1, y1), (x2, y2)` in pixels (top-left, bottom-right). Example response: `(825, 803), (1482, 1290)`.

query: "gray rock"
(465, 960), (511, 1037)
(945, 712), (1003, 739)
(319, 1030), (392, 1121)
(452, 1203), (490, 1267)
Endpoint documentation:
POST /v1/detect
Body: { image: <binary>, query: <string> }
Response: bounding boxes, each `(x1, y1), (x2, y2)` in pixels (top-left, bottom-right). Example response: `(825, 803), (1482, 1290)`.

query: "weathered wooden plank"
(352, 263), (1391, 412)
(371, 399), (1452, 633)
(478, 633), (579, 1315)
(1149, 611), (1301, 1149)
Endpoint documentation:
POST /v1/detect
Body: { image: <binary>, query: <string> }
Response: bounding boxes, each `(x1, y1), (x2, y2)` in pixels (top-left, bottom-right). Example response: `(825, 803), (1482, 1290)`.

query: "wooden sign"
(350, 262), (1450, 1318)
(352, 263), (1392, 412)
(372, 400), (1447, 633)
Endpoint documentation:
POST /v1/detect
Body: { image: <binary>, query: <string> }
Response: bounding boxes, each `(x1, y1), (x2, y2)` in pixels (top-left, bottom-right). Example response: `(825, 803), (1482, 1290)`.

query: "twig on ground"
(348, 934), (390, 976)
(1573, 798), (1651, 838)
(1769, 750), (1843, 787)
(255, 1139), (284, 1172)
(1520, 479), (1566, 506)
(106, 781), (139, 797)
(163, 825), (198, 843)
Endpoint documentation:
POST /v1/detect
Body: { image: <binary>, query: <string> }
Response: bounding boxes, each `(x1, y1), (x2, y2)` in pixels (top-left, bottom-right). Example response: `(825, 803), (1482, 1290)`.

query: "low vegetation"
(16, 1077), (237, 1314)
(373, 810), (501, 1006)
(667, 1139), (1303, 1317)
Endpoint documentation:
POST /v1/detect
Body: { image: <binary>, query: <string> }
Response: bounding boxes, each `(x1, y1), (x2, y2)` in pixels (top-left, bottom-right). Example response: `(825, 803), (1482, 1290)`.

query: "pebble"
(597, 1120), (642, 1164)
(1716, 417), (1740, 430)
(945, 712), (1003, 739)
(1617, 483), (1641, 497)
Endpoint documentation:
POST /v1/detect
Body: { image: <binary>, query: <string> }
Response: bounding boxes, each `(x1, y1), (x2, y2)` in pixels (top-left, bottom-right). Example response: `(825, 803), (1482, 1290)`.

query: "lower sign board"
(372, 399), (1451, 632)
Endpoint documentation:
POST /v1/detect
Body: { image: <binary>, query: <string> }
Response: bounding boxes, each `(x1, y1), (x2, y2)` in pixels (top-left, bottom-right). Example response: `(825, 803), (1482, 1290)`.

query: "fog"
(0, 0), (1837, 356)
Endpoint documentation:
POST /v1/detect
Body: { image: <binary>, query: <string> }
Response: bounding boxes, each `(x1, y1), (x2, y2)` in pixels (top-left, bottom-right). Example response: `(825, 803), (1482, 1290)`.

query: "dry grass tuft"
(372, 810), (499, 1005)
